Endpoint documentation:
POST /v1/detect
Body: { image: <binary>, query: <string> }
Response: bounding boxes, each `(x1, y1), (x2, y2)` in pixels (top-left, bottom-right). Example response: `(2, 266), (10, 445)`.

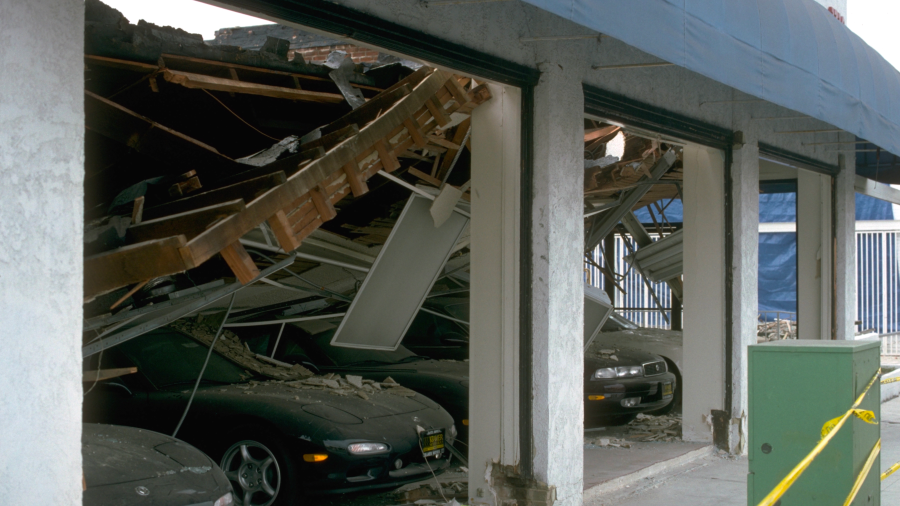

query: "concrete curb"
(582, 445), (715, 502)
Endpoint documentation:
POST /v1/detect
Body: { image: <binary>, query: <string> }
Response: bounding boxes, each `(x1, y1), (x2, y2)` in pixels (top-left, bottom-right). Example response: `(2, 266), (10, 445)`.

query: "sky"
(103, 0), (900, 71)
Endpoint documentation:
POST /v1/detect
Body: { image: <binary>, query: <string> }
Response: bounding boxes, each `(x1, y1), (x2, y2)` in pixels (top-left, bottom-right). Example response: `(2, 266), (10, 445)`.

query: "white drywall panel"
(468, 83), (522, 501)
(682, 145), (726, 443)
(0, 1), (84, 504)
(798, 169), (833, 340)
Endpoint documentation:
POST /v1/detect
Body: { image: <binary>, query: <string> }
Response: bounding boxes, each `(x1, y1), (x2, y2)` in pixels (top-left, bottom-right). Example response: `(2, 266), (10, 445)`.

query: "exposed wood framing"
(84, 67), (493, 300)
(162, 68), (345, 103)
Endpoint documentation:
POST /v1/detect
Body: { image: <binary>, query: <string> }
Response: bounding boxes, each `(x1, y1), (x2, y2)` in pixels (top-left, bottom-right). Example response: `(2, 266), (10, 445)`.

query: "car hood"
(591, 328), (683, 371)
(82, 423), (221, 488)
(194, 380), (438, 421)
(583, 346), (664, 370)
(330, 359), (468, 381)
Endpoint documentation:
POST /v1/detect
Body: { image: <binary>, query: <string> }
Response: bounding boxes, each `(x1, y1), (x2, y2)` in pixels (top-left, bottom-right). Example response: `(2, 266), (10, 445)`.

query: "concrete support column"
(797, 170), (833, 340)
(682, 145), (726, 443)
(727, 140), (759, 454)
(469, 83), (523, 504)
(530, 62), (585, 506)
(0, 1), (84, 504)
(834, 153), (857, 339)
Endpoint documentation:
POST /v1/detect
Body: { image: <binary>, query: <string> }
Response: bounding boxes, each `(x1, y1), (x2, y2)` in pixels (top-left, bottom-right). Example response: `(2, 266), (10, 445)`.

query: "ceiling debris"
(81, 0), (490, 318)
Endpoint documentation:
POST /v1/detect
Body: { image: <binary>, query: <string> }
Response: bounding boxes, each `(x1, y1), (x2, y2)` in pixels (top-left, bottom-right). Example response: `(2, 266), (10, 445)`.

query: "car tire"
(219, 428), (301, 506)
(647, 358), (681, 416)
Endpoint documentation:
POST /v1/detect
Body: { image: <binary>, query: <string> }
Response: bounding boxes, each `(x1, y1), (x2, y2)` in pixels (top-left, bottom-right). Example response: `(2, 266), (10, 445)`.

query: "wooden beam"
(584, 125), (621, 143)
(131, 197), (144, 224)
(404, 118), (428, 148)
(181, 69), (453, 268)
(343, 161), (369, 197)
(266, 210), (302, 252)
(446, 77), (469, 106)
(220, 241), (260, 284)
(159, 53), (383, 92)
(298, 124), (359, 153)
(425, 97), (451, 127)
(162, 69), (345, 103)
(375, 140), (400, 172)
(85, 55), (158, 73)
(321, 84), (412, 135)
(407, 167), (442, 187)
(84, 235), (189, 300)
(438, 118), (471, 177)
(310, 183), (338, 222)
(82, 367), (138, 383)
(142, 172), (286, 221)
(426, 134), (461, 150)
(127, 199), (246, 243)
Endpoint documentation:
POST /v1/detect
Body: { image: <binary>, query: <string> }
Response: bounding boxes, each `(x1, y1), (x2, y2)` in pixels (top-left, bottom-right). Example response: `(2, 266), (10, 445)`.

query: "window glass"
(118, 329), (247, 388)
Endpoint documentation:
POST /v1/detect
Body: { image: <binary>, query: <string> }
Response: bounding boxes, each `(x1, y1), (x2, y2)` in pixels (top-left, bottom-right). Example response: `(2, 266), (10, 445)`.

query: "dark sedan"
(83, 423), (233, 506)
(231, 323), (470, 445)
(583, 347), (676, 425)
(83, 325), (456, 506)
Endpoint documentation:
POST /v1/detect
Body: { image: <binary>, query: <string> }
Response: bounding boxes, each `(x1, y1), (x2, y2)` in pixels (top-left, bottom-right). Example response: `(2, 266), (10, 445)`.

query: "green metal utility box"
(748, 340), (881, 506)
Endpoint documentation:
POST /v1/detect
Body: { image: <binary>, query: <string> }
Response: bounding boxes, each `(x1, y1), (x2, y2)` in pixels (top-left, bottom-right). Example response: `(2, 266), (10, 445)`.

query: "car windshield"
(602, 312), (640, 331)
(117, 329), (248, 389)
(288, 327), (419, 366)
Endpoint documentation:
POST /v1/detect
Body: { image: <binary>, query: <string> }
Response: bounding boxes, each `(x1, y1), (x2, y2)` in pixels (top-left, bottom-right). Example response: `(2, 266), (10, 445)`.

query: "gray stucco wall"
(0, 1), (84, 504)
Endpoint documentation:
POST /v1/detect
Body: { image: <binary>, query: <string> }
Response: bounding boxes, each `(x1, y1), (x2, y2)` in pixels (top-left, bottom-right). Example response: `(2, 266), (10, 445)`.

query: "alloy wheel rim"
(221, 440), (281, 506)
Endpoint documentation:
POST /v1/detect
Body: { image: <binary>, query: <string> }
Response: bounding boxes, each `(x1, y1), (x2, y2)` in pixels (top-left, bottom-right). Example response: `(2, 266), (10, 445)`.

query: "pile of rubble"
(585, 413), (682, 448)
(173, 319), (420, 399)
(625, 413), (681, 442)
(757, 319), (797, 342)
(593, 348), (620, 361)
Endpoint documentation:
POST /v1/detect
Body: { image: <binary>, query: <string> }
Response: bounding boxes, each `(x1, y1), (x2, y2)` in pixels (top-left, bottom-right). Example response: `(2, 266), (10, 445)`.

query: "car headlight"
(214, 492), (234, 506)
(593, 366), (643, 379)
(593, 368), (617, 379)
(348, 442), (390, 455)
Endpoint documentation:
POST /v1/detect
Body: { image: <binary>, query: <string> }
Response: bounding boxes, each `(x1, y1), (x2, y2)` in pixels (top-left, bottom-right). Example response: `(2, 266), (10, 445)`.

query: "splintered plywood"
(331, 195), (469, 350)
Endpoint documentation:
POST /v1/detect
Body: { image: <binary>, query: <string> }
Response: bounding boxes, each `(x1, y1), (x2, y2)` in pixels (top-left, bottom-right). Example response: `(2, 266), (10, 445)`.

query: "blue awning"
(522, 0), (900, 157)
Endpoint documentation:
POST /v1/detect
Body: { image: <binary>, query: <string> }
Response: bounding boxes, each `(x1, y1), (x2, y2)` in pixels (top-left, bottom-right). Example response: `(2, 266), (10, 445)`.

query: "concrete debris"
(594, 348), (620, 361)
(395, 482), (467, 505)
(757, 319), (797, 342)
(625, 413), (682, 442)
(172, 320), (416, 398)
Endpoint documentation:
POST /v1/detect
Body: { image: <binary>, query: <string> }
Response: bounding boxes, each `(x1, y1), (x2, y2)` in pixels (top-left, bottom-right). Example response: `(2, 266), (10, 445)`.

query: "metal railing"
(881, 332), (900, 356)
(856, 229), (900, 334)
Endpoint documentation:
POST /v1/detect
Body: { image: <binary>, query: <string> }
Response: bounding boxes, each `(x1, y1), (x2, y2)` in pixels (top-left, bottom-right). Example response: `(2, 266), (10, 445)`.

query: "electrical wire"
(201, 89), (281, 142)
(172, 293), (236, 438)
(418, 434), (450, 504)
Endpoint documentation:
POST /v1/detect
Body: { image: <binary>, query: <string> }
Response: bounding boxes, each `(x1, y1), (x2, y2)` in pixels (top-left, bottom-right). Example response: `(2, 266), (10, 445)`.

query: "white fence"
(585, 222), (900, 334)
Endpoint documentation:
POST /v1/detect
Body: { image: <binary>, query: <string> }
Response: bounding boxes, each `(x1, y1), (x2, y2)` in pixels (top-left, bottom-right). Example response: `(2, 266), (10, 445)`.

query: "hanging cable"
(172, 292), (236, 438)
(201, 89), (281, 141)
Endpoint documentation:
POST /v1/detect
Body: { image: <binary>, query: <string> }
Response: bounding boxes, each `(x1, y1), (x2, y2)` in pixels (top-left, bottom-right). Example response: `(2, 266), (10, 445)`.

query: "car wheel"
(220, 433), (298, 506)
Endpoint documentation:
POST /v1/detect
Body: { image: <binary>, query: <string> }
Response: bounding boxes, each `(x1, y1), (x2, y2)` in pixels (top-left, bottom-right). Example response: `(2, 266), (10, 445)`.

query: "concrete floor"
(586, 396), (900, 506)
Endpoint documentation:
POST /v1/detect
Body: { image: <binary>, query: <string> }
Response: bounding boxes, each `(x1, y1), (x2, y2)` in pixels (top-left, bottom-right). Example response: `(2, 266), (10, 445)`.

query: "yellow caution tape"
(882, 460), (900, 481)
(821, 409), (878, 438)
(755, 368), (881, 506)
(882, 376), (900, 385)
(843, 439), (880, 506)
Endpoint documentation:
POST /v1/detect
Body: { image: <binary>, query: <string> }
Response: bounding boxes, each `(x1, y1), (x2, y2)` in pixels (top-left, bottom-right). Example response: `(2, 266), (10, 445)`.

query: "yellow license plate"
(662, 383), (673, 396)
(421, 429), (445, 455)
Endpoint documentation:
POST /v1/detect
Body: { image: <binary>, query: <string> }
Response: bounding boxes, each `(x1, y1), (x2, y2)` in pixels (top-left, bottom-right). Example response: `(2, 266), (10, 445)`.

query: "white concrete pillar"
(728, 140), (759, 454)
(0, 1), (84, 504)
(682, 145), (726, 443)
(468, 83), (523, 502)
(797, 170), (833, 340)
(530, 62), (585, 506)
(834, 153), (856, 339)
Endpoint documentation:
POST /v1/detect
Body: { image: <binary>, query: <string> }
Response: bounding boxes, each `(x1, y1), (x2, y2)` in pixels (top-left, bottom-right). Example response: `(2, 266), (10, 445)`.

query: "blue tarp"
(634, 194), (896, 321)
(521, 0), (900, 157)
